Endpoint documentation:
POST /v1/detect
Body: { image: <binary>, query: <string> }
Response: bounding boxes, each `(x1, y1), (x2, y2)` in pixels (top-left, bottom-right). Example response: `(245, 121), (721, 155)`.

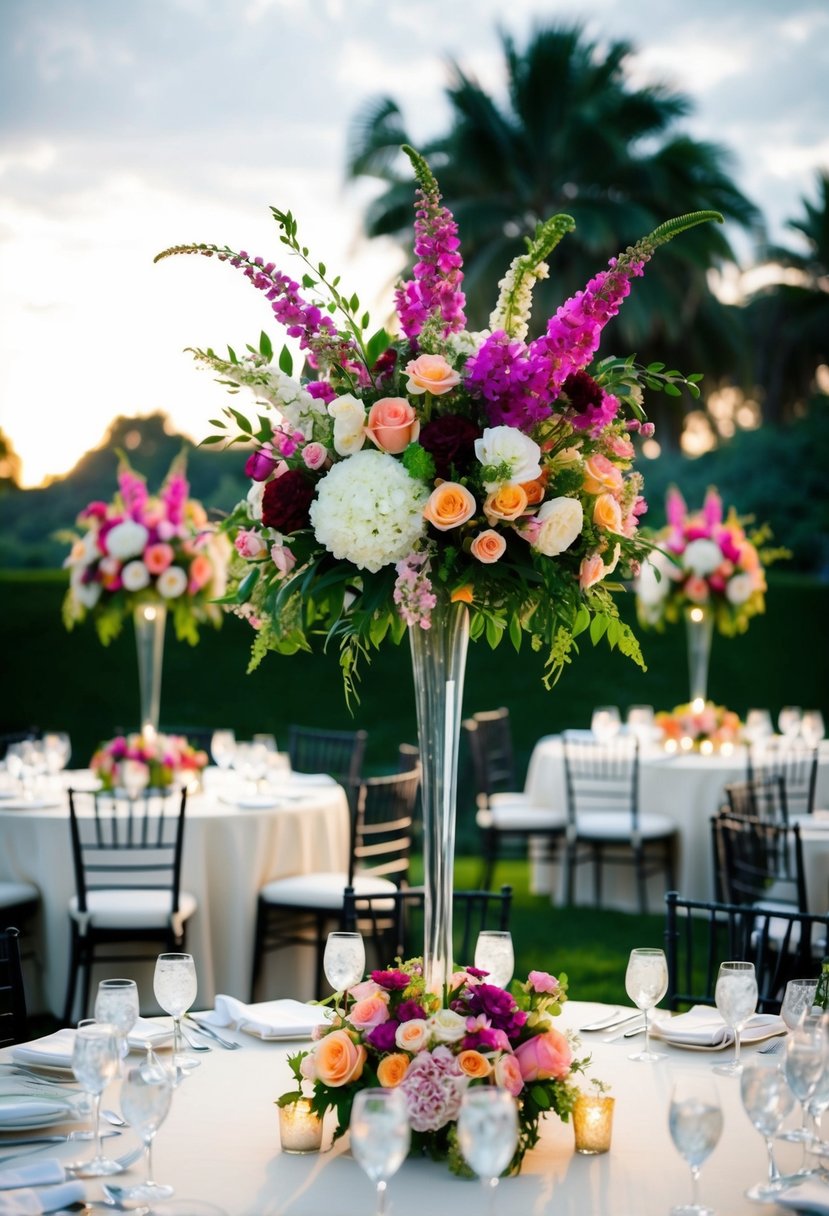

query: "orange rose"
(592, 493), (623, 533)
(313, 1029), (367, 1087)
(188, 553), (213, 593)
(582, 453), (623, 496)
(484, 484), (528, 524)
(451, 585), (474, 603)
(470, 530), (506, 564)
(405, 353), (461, 396)
(457, 1050), (492, 1079)
(365, 398), (420, 455)
(145, 543), (174, 575)
(521, 479), (546, 507)
(423, 482), (476, 531)
(377, 1053), (410, 1087)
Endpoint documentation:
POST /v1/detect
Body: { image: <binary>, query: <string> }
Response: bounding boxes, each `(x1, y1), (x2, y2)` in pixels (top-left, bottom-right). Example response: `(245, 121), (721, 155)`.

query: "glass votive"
(278, 1098), (324, 1154)
(573, 1094), (615, 1155)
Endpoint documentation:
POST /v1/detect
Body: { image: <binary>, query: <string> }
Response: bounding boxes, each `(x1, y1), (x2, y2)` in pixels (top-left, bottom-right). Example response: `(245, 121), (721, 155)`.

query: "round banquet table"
(0, 999), (815, 1215)
(0, 769), (350, 1017)
(524, 737), (829, 911)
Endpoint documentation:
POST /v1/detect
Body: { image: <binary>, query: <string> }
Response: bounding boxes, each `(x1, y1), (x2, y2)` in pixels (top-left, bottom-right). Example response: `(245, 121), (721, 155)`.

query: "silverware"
(577, 1008), (620, 1032)
(758, 1037), (785, 1054)
(601, 1020), (645, 1042)
(582, 1012), (642, 1034)
(65, 1144), (145, 1176)
(178, 1023), (211, 1053)
(0, 1064), (78, 1085)
(185, 1015), (240, 1050)
(0, 1130), (121, 1149)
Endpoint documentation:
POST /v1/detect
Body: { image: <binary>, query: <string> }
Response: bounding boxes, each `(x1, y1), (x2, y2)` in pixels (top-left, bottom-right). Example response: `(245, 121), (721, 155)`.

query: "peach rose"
(349, 980), (382, 1003)
(188, 553), (213, 593)
(470, 530), (507, 564)
(424, 482), (477, 531)
(684, 575), (710, 603)
(377, 1053), (410, 1087)
(494, 1053), (524, 1096)
(405, 353), (461, 396)
(457, 1050), (492, 1079)
(579, 552), (606, 591)
(484, 484), (528, 524)
(365, 397), (420, 455)
(395, 1018), (430, 1053)
(520, 479), (546, 507)
(314, 1029), (367, 1087)
(514, 1028), (572, 1082)
(144, 543), (175, 574)
(348, 994), (390, 1032)
(583, 453), (624, 496)
(592, 493), (623, 533)
(451, 585), (474, 604)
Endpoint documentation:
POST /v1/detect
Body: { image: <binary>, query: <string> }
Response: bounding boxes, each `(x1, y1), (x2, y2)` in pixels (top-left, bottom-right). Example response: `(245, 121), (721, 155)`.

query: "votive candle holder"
(278, 1098), (323, 1154)
(573, 1094), (615, 1155)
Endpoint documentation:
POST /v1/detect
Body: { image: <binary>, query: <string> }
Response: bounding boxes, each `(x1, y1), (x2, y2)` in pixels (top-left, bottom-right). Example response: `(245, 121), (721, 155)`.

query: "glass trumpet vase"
(134, 603), (167, 734)
(684, 604), (714, 710)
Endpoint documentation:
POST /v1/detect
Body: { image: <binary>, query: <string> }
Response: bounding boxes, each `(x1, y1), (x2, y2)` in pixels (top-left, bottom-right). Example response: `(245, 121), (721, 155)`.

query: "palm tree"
(347, 24), (761, 443)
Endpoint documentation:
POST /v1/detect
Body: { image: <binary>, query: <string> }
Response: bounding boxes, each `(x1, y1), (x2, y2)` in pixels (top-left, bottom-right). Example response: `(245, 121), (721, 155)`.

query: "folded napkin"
(11, 1031), (76, 1071)
(199, 995), (332, 1040)
(650, 1005), (785, 1048)
(0, 1162), (84, 1216)
(219, 793), (283, 810)
(0, 1162), (66, 1191)
(127, 1017), (173, 1050)
(0, 1096), (72, 1127)
(776, 1179), (829, 1213)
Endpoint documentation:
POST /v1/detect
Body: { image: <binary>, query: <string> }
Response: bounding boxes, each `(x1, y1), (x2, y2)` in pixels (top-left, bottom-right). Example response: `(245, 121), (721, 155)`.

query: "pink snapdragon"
(394, 173), (466, 340)
(393, 551), (437, 629)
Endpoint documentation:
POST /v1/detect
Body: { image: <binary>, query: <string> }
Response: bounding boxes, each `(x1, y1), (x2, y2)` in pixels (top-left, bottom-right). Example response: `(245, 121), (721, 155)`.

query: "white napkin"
(219, 793), (283, 810)
(11, 1030), (76, 1070)
(283, 772), (336, 788)
(776, 1179), (829, 1213)
(0, 1181), (86, 1215)
(0, 1096), (71, 1127)
(0, 1162), (66, 1191)
(650, 1005), (785, 1048)
(199, 995), (332, 1040)
(127, 1017), (173, 1050)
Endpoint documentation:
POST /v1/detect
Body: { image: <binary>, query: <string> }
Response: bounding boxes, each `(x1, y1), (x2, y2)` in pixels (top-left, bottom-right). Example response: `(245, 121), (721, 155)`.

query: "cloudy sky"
(1, 0), (827, 485)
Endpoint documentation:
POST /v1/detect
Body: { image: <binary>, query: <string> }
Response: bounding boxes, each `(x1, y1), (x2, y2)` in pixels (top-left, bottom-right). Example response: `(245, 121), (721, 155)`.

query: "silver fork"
(758, 1037), (785, 1054)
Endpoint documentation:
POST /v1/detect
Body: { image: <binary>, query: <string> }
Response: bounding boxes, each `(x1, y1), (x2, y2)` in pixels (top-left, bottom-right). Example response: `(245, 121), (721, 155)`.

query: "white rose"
(532, 497), (584, 557)
(682, 538), (722, 577)
(636, 551), (672, 606)
(121, 560), (151, 591)
(726, 572), (754, 604)
(474, 425), (541, 490)
(105, 520), (149, 560)
(428, 1008), (467, 1044)
(328, 393), (367, 457)
(395, 1018), (430, 1053)
(156, 566), (188, 598)
(247, 481), (265, 522)
(70, 569), (101, 609)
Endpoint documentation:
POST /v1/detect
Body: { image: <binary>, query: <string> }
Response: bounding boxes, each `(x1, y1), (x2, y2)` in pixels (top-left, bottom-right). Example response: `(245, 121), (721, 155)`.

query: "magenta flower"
(370, 969), (410, 991)
(244, 448), (278, 482)
(365, 1021), (399, 1053)
(396, 999), (427, 1023)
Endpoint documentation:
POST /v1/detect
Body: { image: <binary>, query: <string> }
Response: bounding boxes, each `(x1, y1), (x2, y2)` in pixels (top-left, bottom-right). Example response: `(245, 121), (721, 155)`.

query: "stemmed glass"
(801, 711), (826, 746)
(323, 931), (365, 1011)
(210, 729), (236, 771)
(95, 978), (139, 1075)
(474, 931), (514, 988)
(780, 1016), (826, 1157)
(713, 961), (758, 1076)
(624, 947), (668, 1062)
(668, 1076), (723, 1216)
(69, 1022), (122, 1177)
(42, 731), (71, 777)
(349, 1088), (410, 1216)
(740, 1060), (796, 1202)
(116, 1063), (175, 1204)
(781, 979), (819, 1033)
(744, 710), (773, 746)
(457, 1088), (519, 1216)
(627, 705), (655, 742)
(778, 707), (802, 740)
(591, 706), (621, 743)
(153, 952), (200, 1081)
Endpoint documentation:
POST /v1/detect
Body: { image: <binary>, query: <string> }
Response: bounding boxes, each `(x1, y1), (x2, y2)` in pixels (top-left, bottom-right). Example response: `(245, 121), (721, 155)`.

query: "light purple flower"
(399, 1046), (466, 1132)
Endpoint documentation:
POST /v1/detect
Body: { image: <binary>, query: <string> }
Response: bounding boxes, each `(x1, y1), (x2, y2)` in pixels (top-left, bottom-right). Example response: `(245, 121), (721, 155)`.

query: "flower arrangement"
(278, 959), (589, 1176)
(635, 486), (783, 636)
(156, 146), (721, 696)
(655, 701), (743, 752)
(62, 456), (231, 645)
(90, 731), (209, 791)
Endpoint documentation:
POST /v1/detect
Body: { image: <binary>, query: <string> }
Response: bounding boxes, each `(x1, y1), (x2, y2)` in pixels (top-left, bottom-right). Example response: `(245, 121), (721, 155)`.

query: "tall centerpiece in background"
(62, 458), (230, 731)
(157, 146), (720, 994)
(635, 487), (781, 707)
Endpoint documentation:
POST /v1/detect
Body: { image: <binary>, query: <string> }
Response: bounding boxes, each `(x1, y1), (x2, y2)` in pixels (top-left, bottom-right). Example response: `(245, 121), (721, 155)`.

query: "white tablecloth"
(0, 771), (350, 1016)
(525, 737), (829, 910)
(0, 1000), (811, 1215)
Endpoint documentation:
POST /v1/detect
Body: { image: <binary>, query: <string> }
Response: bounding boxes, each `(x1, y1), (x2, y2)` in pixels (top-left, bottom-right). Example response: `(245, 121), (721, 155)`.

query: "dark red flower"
(261, 469), (314, 533)
(562, 370), (603, 412)
(418, 414), (481, 480)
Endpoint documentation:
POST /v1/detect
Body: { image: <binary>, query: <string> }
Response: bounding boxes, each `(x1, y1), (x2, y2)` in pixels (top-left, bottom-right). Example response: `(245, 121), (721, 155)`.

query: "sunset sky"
(1, 0), (828, 485)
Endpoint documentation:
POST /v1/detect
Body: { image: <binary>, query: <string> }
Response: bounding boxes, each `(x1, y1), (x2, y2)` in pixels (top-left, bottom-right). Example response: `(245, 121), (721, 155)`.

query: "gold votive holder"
(573, 1094), (615, 1155)
(278, 1098), (324, 1154)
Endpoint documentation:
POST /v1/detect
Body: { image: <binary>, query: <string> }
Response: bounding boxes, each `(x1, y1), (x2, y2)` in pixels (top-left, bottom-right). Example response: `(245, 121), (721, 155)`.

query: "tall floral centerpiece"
(62, 457), (230, 731)
(157, 145), (719, 999)
(635, 486), (781, 706)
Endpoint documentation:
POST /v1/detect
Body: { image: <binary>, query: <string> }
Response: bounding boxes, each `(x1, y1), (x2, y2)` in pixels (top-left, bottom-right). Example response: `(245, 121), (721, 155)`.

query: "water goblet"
(627, 705), (655, 742)
(474, 930), (514, 988)
(801, 711), (825, 746)
(42, 731), (71, 776)
(116, 1062), (175, 1203)
(210, 729), (236, 772)
(457, 1087), (519, 1216)
(591, 706), (621, 743)
(780, 1016), (826, 1159)
(624, 947), (668, 1062)
(349, 1088), (410, 1216)
(253, 733), (277, 753)
(778, 707), (802, 740)
(741, 1060), (796, 1202)
(69, 1022), (121, 1177)
(781, 979), (819, 1032)
(713, 961), (758, 1076)
(323, 931), (365, 1009)
(744, 710), (774, 746)
(232, 742), (267, 793)
(153, 952), (200, 1081)
(94, 978), (139, 1074)
(668, 1075), (723, 1215)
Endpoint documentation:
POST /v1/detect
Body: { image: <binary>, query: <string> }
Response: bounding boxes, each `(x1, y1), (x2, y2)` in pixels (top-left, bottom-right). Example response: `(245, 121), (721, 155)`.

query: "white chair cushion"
(69, 889), (197, 930)
(489, 792), (534, 810)
(260, 872), (398, 911)
(0, 881), (39, 909)
(575, 811), (676, 841)
(477, 806), (567, 832)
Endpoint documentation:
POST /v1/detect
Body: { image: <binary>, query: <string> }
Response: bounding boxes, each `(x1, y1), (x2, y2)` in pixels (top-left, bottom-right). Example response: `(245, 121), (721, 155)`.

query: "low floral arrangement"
(156, 146), (721, 697)
(279, 959), (589, 1176)
(655, 701), (743, 751)
(62, 456), (231, 645)
(90, 731), (209, 791)
(635, 486), (784, 637)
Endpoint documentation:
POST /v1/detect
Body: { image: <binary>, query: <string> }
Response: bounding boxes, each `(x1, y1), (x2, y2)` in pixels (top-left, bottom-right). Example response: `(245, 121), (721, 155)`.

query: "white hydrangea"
(105, 520), (149, 560)
(309, 450), (428, 573)
(683, 538), (723, 577)
(121, 561), (151, 591)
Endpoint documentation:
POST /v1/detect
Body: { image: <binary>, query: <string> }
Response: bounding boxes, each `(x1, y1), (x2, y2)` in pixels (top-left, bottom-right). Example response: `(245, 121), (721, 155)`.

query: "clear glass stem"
(486, 1176), (499, 1216)
(684, 605), (713, 706)
(690, 1164), (701, 1208)
(376, 1179), (387, 1216)
(765, 1136), (780, 1187)
(145, 1137), (156, 1187)
(733, 1027), (742, 1070)
(91, 1092), (103, 1161)
(642, 1007), (651, 1057)
(134, 603), (166, 733)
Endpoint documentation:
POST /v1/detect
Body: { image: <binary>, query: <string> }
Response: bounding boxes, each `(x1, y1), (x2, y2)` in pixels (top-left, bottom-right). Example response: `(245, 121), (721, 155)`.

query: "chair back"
(67, 787), (189, 915)
(287, 725), (367, 788)
(748, 741), (818, 817)
(713, 812), (807, 911)
(348, 767), (420, 887)
(562, 734), (639, 826)
(342, 885), (513, 967)
(0, 927), (27, 1047)
(664, 890), (829, 1013)
(725, 775), (788, 823)
(463, 708), (517, 807)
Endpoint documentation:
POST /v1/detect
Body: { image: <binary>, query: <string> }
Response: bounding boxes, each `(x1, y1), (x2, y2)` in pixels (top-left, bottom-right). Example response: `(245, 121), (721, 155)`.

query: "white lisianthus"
(428, 1007), (467, 1043)
(156, 566), (188, 598)
(474, 426), (542, 490)
(726, 572), (754, 605)
(328, 393), (367, 457)
(247, 481), (265, 522)
(121, 561), (151, 591)
(636, 551), (673, 606)
(532, 497), (584, 557)
(309, 450), (428, 573)
(683, 538), (722, 577)
(105, 520), (149, 560)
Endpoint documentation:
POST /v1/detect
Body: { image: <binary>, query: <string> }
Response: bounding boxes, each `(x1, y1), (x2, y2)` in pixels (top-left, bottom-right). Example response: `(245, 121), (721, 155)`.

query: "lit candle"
(680, 735), (694, 752)
(278, 1098), (323, 1154)
(664, 738), (677, 754)
(573, 1093), (615, 1154)
(720, 741), (734, 756)
(700, 739), (714, 756)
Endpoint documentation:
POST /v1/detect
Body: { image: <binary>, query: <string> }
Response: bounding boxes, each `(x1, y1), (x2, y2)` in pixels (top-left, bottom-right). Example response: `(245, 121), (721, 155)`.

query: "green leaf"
(508, 615), (522, 652)
(663, 383), (682, 397)
(301, 274), (316, 289)
(366, 328), (392, 366)
(278, 345), (293, 376)
(228, 406), (253, 433)
(199, 435), (224, 446)
(572, 605), (591, 637)
(259, 331), (273, 360)
(589, 615), (609, 645)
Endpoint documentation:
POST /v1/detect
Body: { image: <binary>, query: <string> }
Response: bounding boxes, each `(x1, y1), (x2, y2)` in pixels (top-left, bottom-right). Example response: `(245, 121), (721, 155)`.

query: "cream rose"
(328, 393), (367, 457)
(428, 1008), (467, 1044)
(531, 497), (584, 557)
(395, 1018), (430, 1053)
(726, 572), (754, 604)
(474, 426), (542, 491)
(683, 538), (722, 577)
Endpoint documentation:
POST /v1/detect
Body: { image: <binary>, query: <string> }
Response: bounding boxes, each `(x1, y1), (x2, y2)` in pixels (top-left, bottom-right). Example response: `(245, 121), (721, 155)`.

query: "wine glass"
(801, 711), (826, 747)
(232, 742), (267, 793)
(153, 952), (200, 1081)
(474, 931), (514, 988)
(780, 1016), (826, 1158)
(627, 705), (655, 742)
(116, 1062), (175, 1203)
(349, 1088), (410, 1216)
(744, 710), (773, 746)
(94, 978), (139, 1074)
(781, 979), (819, 1032)
(457, 1088), (519, 1215)
(668, 1075), (723, 1216)
(740, 1061), (796, 1202)
(68, 1022), (121, 1176)
(210, 729), (236, 772)
(624, 947), (668, 1062)
(42, 731), (71, 776)
(713, 961), (758, 1076)
(778, 707), (802, 740)
(591, 706), (621, 743)
(323, 931), (365, 1009)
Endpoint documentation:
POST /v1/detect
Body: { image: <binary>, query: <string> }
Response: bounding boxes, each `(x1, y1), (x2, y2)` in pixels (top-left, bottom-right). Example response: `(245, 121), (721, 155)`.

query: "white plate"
(0, 798), (63, 811)
(0, 1101), (77, 1131)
